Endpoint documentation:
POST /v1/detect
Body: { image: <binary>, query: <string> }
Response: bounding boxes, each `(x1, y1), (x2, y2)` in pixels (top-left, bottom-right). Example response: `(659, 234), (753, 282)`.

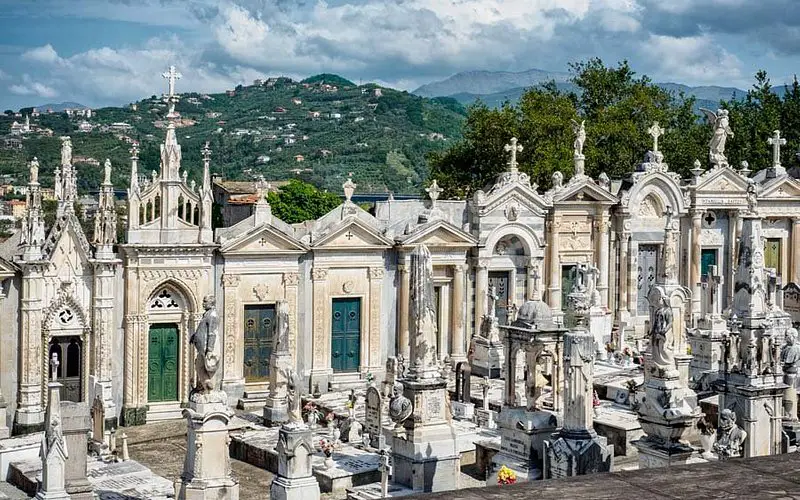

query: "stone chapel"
(2, 68), (800, 434)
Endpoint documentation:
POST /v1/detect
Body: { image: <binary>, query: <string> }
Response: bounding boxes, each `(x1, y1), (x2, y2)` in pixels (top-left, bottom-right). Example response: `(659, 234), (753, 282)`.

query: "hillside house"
(292, 98), (302, 105)
(274, 107), (287, 114)
(5, 200), (26, 219)
(212, 177), (284, 226)
(308, 111), (321, 119)
(330, 113), (342, 119)
(2, 137), (22, 150)
(294, 154), (305, 162)
(226, 90), (236, 97)
(319, 149), (333, 158)
(354, 116), (365, 123)
(284, 136), (296, 145)
(73, 156), (100, 167)
(78, 121), (93, 133)
(253, 79), (264, 86)
(373, 88), (383, 97)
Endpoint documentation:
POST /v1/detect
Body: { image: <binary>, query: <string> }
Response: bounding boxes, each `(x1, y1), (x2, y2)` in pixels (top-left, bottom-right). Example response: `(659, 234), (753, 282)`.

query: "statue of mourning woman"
(649, 298), (678, 379)
(189, 295), (223, 403)
(285, 369), (303, 427)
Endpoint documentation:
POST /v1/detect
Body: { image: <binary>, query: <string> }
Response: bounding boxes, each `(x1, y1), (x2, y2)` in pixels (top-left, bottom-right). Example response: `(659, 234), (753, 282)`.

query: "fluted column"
(728, 210), (738, 305)
(450, 264), (466, 362)
(547, 217), (562, 311)
(397, 262), (410, 358)
(690, 210), (703, 315)
(311, 267), (329, 373)
(793, 218), (800, 284)
(597, 214), (611, 308)
(618, 232), (630, 318)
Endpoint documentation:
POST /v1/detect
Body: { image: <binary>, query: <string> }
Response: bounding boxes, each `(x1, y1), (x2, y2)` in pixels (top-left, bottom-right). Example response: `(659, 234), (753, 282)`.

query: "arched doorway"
(49, 336), (83, 402)
(146, 287), (184, 403)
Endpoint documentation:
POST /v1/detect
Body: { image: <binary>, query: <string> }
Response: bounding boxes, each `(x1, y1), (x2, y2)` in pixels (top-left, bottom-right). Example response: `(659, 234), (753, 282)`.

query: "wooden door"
(244, 304), (275, 382)
(701, 249), (718, 281)
(765, 238), (781, 271)
(488, 271), (509, 324)
(637, 245), (658, 315)
(331, 298), (360, 373)
(148, 323), (179, 402)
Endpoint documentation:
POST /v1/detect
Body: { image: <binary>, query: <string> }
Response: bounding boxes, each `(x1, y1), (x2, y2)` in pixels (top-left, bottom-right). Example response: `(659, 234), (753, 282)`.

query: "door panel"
(49, 337), (82, 402)
(561, 265), (577, 312)
(332, 298), (361, 373)
(701, 249), (718, 281)
(244, 304), (275, 382)
(148, 323), (179, 402)
(765, 238), (781, 271)
(637, 245), (659, 315)
(488, 271), (509, 325)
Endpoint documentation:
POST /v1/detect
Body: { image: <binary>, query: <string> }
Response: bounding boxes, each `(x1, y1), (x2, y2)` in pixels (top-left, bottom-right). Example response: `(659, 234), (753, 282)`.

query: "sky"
(2, 0), (800, 110)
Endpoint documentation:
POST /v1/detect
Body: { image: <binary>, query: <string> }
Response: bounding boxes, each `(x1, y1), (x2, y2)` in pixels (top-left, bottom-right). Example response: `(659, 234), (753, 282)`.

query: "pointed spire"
(160, 66), (182, 181)
(20, 157), (45, 261)
(128, 142), (140, 196)
(56, 136), (76, 215)
(94, 159), (117, 255)
(39, 358), (69, 497)
(199, 142), (213, 241)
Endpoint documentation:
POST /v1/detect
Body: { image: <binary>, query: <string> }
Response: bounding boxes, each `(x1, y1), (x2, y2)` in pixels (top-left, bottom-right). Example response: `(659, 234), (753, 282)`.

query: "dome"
(513, 299), (553, 329)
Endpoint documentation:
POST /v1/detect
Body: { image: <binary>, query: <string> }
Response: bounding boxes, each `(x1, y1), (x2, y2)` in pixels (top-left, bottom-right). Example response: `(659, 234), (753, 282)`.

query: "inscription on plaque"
(365, 386), (383, 449)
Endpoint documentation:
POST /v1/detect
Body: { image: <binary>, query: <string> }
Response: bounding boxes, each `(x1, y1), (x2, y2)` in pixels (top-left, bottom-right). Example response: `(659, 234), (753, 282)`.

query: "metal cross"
(504, 137), (523, 172)
(162, 65), (182, 98)
(50, 352), (59, 382)
(648, 122), (665, 153)
(767, 130), (786, 168)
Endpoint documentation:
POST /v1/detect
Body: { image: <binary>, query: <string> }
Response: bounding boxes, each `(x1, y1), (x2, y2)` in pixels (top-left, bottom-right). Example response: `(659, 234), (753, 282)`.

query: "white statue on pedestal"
(700, 108), (734, 166)
(189, 296), (222, 401)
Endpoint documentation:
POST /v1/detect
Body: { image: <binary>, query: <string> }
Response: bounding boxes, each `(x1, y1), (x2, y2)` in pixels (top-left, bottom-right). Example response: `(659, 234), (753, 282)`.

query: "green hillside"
(0, 75), (466, 194)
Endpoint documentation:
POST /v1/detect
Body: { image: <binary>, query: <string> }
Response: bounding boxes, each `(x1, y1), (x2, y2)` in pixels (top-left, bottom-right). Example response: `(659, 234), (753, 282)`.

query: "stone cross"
(648, 122), (665, 153)
(504, 137), (523, 173)
(162, 65), (182, 98)
(255, 176), (271, 202)
(50, 352), (59, 382)
(481, 376), (490, 410)
(379, 449), (390, 497)
(767, 130), (786, 168)
(532, 265), (541, 300)
(425, 179), (442, 209)
(201, 141), (212, 161)
(708, 265), (722, 318)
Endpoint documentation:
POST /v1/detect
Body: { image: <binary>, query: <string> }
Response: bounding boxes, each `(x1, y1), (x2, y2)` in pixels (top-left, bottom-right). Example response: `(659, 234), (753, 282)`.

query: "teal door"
(331, 298), (361, 373)
(701, 249), (717, 281)
(244, 304), (275, 382)
(148, 323), (179, 402)
(561, 265), (577, 311)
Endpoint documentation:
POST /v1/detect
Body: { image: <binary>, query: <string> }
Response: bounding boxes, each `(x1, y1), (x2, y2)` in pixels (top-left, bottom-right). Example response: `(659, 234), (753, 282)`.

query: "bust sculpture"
(190, 295), (221, 399)
(713, 409), (746, 459)
(388, 382), (412, 426)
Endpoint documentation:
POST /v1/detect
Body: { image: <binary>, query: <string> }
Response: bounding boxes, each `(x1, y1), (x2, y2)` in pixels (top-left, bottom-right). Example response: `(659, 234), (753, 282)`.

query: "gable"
(695, 167), (748, 194)
(760, 177), (800, 199)
(0, 257), (16, 279)
(221, 225), (307, 254)
(399, 221), (477, 247)
(49, 226), (91, 279)
(313, 219), (392, 249)
(478, 187), (550, 218)
(553, 179), (617, 204)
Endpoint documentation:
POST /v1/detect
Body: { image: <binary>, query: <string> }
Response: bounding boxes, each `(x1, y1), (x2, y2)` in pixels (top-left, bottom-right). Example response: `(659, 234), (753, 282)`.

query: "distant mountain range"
(32, 101), (88, 112)
(412, 68), (789, 110)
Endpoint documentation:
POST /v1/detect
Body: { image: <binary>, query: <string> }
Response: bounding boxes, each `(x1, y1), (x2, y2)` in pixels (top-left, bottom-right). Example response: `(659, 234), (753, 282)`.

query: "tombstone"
(379, 449), (390, 498)
(60, 402), (93, 499)
(120, 432), (130, 462)
(271, 424), (321, 500)
(36, 356), (69, 500)
(90, 395), (107, 455)
(364, 386), (385, 449)
(451, 362), (474, 421)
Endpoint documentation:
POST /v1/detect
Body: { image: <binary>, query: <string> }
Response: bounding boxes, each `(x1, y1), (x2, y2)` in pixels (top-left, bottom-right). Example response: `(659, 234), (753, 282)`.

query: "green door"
(331, 298), (360, 373)
(701, 249), (717, 281)
(148, 323), (178, 402)
(561, 265), (577, 311)
(765, 238), (781, 271)
(244, 304), (275, 382)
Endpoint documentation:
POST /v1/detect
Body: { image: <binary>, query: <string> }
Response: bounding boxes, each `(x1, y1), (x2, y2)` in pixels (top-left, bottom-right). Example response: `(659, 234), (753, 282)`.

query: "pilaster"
(475, 259), (489, 328)
(310, 267), (331, 391)
(15, 263), (45, 434)
(690, 209), (703, 315)
(596, 214), (611, 308)
(450, 264), (467, 362)
(282, 272), (300, 360)
(547, 217), (562, 312)
(91, 259), (120, 423)
(397, 261), (410, 358)
(792, 218), (800, 284)
(221, 273), (243, 402)
(368, 267), (383, 371)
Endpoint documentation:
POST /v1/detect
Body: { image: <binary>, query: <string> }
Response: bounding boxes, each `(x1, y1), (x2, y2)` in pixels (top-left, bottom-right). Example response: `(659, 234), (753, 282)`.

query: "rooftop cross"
(162, 65), (182, 98)
(425, 179), (443, 208)
(648, 122), (665, 153)
(201, 142), (212, 160)
(504, 137), (523, 173)
(767, 130), (786, 168)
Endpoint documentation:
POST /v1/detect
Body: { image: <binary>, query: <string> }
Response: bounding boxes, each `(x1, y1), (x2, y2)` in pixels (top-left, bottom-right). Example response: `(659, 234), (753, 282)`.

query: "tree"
(266, 179), (342, 223)
(429, 59), (707, 198)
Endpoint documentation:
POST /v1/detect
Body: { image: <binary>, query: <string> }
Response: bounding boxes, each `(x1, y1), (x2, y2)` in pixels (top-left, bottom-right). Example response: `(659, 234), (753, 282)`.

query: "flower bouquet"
(319, 438), (335, 457)
(497, 465), (517, 485)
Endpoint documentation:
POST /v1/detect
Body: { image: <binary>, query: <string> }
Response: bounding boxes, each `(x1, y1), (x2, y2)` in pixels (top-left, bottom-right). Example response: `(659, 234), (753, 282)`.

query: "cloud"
(22, 44), (61, 64)
(641, 34), (743, 83)
(9, 75), (58, 98)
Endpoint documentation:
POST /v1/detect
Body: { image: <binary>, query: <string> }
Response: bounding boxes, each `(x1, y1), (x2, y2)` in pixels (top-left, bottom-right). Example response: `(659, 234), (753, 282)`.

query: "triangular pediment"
(760, 176), (800, 199)
(0, 256), (17, 278)
(221, 224), (308, 254)
(49, 225), (91, 279)
(398, 220), (477, 247)
(477, 185), (551, 218)
(313, 218), (393, 249)
(695, 166), (749, 193)
(43, 214), (92, 262)
(553, 178), (618, 204)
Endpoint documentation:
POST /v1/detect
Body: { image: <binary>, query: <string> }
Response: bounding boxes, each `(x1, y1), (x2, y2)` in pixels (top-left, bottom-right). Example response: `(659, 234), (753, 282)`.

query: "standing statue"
(650, 298), (677, 377)
(487, 283), (498, 319)
(746, 180), (758, 215)
(30, 157), (39, 184)
(274, 299), (290, 353)
(781, 329), (800, 420)
(571, 119), (586, 157)
(60, 136), (72, 166)
(190, 295), (221, 399)
(285, 368), (302, 426)
(700, 108), (734, 166)
(713, 409), (747, 459)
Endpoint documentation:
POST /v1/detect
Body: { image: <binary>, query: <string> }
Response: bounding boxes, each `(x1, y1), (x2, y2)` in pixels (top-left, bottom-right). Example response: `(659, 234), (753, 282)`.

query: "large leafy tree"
(428, 59), (707, 198)
(266, 179), (342, 223)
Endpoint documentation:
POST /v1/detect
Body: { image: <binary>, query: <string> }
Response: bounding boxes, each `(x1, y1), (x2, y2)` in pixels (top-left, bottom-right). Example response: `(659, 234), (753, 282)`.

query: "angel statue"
(571, 119), (586, 157)
(700, 108), (734, 166)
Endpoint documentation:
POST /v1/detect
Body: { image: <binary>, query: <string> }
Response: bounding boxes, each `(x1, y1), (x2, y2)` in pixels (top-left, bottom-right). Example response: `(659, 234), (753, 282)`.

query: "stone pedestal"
(471, 336), (504, 379)
(544, 432), (613, 478)
(451, 401), (474, 421)
(488, 408), (560, 484)
(175, 396), (240, 500)
(722, 373), (785, 458)
(0, 394), (9, 439)
(271, 424), (321, 500)
(588, 306), (611, 356)
(263, 352), (292, 426)
(635, 439), (698, 468)
(392, 379), (460, 493)
(60, 402), (93, 500)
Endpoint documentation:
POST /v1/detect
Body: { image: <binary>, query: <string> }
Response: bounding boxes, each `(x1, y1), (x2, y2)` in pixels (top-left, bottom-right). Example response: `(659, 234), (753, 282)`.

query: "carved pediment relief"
(313, 219), (392, 249)
(221, 226), (307, 254)
(638, 194), (663, 218)
(399, 220), (476, 247)
(760, 177), (800, 199)
(695, 166), (748, 194)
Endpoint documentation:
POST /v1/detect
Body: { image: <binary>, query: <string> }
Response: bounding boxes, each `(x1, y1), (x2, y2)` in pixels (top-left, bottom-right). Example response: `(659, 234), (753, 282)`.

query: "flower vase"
(308, 412), (318, 429)
(324, 453), (334, 470)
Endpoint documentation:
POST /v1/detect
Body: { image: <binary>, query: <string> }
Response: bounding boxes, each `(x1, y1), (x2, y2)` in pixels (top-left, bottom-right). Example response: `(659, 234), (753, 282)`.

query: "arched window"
(149, 288), (184, 311)
(67, 338), (81, 378)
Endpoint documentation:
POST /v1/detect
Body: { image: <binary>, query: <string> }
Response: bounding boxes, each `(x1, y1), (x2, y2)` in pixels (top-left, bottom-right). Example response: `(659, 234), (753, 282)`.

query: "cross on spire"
(162, 65), (182, 98)
(767, 130), (786, 168)
(648, 122), (665, 153)
(504, 137), (523, 173)
(50, 352), (59, 382)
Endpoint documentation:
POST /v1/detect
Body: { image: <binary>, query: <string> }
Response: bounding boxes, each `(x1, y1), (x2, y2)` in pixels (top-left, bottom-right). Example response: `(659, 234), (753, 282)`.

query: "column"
(475, 259), (489, 326)
(728, 210), (738, 305)
(310, 267), (330, 389)
(547, 217), (562, 311)
(0, 285), (8, 438)
(438, 284), (450, 361)
(690, 210), (703, 314)
(618, 232), (630, 317)
(92, 260), (118, 421)
(220, 273), (242, 396)
(397, 261), (410, 358)
(16, 265), (45, 434)
(368, 268), (383, 370)
(597, 214), (611, 308)
(283, 272), (300, 360)
(793, 218), (800, 283)
(526, 259), (537, 301)
(626, 237), (635, 319)
(450, 264), (466, 362)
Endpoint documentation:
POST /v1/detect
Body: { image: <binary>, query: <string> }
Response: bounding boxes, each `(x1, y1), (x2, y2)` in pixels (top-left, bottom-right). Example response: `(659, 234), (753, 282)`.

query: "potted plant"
(622, 346), (632, 367)
(497, 465), (517, 485)
(303, 402), (322, 429)
(320, 438), (335, 469)
(592, 390), (601, 417)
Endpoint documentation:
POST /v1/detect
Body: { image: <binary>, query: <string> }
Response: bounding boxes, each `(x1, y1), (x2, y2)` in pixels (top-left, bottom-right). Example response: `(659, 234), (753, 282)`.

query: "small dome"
(514, 299), (553, 328)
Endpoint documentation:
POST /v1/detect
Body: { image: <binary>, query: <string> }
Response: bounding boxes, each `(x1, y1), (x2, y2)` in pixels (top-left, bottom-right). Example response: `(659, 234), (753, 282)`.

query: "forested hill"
(0, 75), (467, 195)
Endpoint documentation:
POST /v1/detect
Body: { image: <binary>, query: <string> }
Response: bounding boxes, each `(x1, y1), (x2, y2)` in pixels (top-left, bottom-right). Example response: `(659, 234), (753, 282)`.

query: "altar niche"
(48, 337), (82, 402)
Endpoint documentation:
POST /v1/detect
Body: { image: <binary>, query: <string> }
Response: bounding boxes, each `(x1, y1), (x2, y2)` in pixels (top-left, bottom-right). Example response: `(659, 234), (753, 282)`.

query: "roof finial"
(504, 137), (523, 173)
(343, 172), (356, 203)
